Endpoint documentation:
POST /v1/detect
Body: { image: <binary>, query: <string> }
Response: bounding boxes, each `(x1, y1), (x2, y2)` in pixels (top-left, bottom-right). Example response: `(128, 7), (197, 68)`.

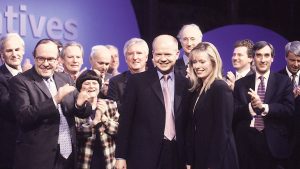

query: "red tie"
(162, 75), (175, 140)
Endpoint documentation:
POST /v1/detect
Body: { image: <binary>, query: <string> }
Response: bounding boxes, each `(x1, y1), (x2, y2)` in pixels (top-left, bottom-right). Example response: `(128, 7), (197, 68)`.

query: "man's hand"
(115, 159), (127, 169)
(54, 84), (76, 103)
(226, 71), (236, 90)
(293, 86), (300, 98)
(248, 88), (263, 110)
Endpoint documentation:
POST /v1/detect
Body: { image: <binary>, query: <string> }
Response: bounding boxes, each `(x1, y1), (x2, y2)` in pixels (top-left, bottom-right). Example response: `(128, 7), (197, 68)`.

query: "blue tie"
(45, 78), (72, 159)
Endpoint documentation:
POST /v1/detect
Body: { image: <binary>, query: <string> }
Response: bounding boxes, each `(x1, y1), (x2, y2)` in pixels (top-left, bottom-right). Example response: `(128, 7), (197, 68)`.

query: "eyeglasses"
(35, 57), (58, 64)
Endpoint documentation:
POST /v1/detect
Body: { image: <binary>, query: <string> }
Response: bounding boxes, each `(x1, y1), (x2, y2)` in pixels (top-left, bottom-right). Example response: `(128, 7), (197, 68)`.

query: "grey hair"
(285, 41), (300, 57)
(123, 38), (149, 57)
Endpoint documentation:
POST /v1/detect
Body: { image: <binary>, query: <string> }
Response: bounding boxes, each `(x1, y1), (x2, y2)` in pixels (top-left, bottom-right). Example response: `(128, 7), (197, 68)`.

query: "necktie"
(162, 75), (175, 140)
(45, 78), (72, 159)
(292, 74), (297, 89)
(254, 76), (265, 131)
(257, 76), (265, 102)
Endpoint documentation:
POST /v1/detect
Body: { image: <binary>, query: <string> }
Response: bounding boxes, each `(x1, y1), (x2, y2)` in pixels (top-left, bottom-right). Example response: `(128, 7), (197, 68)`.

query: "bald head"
(90, 45), (112, 77)
(152, 34), (179, 74)
(152, 34), (178, 51)
(177, 24), (202, 55)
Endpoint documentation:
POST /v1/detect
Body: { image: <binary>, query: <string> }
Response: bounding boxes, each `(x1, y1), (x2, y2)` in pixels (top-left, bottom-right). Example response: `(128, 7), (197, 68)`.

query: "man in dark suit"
(9, 39), (92, 169)
(175, 24), (202, 77)
(278, 41), (300, 169)
(226, 39), (255, 91)
(107, 38), (149, 107)
(234, 41), (294, 169)
(0, 33), (25, 169)
(115, 35), (189, 169)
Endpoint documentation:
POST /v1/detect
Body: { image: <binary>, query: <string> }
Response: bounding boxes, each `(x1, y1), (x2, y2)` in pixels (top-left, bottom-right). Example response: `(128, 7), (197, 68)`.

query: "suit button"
(52, 148), (57, 152)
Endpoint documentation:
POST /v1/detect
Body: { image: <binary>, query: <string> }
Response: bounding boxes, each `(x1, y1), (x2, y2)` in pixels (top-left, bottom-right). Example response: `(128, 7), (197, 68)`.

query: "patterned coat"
(75, 99), (119, 169)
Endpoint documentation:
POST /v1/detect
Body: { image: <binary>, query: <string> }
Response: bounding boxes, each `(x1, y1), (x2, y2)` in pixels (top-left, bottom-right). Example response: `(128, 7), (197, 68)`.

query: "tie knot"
(163, 75), (170, 82)
(259, 76), (264, 82)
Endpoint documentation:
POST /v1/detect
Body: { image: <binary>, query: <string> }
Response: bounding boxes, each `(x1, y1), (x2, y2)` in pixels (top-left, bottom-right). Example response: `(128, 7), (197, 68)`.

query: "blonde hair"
(188, 42), (223, 94)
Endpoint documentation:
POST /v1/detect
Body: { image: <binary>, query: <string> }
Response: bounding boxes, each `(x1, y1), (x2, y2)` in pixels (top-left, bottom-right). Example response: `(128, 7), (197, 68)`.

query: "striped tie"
(257, 76), (265, 102)
(254, 76), (265, 131)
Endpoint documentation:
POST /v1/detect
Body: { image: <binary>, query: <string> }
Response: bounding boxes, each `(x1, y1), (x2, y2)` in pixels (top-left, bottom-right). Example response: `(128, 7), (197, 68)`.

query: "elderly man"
(89, 45), (112, 97)
(106, 45), (120, 76)
(0, 33), (24, 169)
(107, 38), (148, 107)
(115, 35), (189, 169)
(176, 23), (202, 77)
(60, 41), (85, 81)
(9, 39), (92, 169)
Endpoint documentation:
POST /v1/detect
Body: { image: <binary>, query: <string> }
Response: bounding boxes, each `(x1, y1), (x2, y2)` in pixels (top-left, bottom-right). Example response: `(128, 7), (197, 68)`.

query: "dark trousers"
(53, 146), (74, 169)
(157, 139), (183, 169)
(236, 127), (287, 169)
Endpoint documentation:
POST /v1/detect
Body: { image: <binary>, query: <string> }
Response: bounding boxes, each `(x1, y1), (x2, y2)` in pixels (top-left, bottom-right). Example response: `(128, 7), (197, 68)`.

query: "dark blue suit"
(278, 68), (300, 169)
(0, 65), (16, 169)
(233, 73), (294, 169)
(115, 68), (189, 169)
(9, 67), (91, 169)
(107, 70), (131, 108)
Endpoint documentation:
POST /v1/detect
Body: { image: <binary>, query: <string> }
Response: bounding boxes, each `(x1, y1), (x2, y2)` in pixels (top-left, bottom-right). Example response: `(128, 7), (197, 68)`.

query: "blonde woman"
(187, 42), (239, 169)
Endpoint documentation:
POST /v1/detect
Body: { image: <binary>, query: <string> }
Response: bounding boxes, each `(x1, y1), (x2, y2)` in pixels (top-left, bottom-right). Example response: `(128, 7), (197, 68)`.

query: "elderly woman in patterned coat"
(75, 70), (119, 169)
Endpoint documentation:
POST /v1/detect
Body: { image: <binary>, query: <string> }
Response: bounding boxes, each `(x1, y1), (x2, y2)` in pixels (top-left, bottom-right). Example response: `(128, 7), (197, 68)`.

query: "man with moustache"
(9, 39), (92, 169)
(107, 38), (149, 107)
(176, 24), (202, 77)
(115, 35), (189, 169)
(0, 33), (24, 169)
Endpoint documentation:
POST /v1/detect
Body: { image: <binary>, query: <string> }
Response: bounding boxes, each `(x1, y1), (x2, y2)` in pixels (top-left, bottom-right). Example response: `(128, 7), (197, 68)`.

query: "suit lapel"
(174, 74), (183, 117)
(31, 68), (52, 98)
(264, 73), (275, 103)
(0, 65), (13, 79)
(150, 70), (164, 106)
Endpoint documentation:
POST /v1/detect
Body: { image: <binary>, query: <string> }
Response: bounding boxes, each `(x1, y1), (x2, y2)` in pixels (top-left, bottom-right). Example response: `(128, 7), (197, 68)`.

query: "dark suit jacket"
(0, 64), (16, 168)
(107, 70), (131, 108)
(188, 80), (239, 169)
(115, 68), (190, 169)
(278, 68), (300, 148)
(9, 67), (91, 169)
(233, 73), (294, 159)
(175, 57), (187, 77)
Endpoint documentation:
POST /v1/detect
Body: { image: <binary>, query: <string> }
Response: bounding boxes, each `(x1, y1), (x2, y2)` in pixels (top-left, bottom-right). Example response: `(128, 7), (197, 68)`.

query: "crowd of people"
(0, 23), (299, 169)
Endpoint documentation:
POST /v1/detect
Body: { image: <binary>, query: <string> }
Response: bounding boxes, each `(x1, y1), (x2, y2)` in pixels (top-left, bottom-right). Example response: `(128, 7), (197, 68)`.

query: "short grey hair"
(123, 38), (149, 57)
(285, 41), (300, 57)
(90, 45), (110, 58)
(177, 23), (203, 39)
(0, 33), (25, 52)
(61, 41), (84, 58)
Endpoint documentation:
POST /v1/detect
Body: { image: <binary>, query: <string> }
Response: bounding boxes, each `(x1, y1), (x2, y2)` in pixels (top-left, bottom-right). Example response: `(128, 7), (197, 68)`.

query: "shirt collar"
(157, 70), (175, 81)
(285, 66), (300, 77)
(5, 63), (22, 76)
(182, 54), (189, 65)
(255, 70), (270, 80)
(236, 68), (251, 79)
